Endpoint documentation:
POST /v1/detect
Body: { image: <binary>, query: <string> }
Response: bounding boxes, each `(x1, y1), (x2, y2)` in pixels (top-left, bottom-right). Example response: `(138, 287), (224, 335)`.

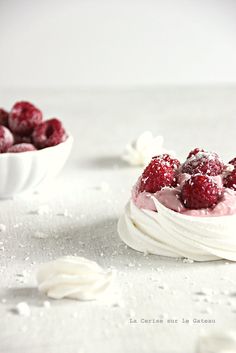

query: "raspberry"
(0, 125), (14, 152)
(223, 169), (236, 191)
(152, 154), (180, 170)
(32, 118), (66, 149)
(187, 148), (205, 159)
(229, 157), (236, 168)
(139, 156), (177, 193)
(181, 175), (222, 209)
(9, 101), (43, 136)
(7, 143), (36, 153)
(13, 134), (32, 144)
(182, 151), (224, 176)
(0, 109), (9, 126)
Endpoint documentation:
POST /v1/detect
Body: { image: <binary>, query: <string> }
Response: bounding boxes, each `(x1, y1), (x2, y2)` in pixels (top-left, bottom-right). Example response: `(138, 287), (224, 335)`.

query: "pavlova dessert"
(118, 148), (236, 261)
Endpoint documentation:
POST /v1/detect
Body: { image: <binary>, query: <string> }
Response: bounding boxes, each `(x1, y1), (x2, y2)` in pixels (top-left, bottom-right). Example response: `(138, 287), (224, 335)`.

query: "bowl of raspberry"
(0, 101), (73, 198)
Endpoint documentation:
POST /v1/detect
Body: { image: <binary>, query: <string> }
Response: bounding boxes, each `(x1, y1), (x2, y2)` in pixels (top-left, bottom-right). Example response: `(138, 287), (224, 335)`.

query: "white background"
(1, 0), (236, 87)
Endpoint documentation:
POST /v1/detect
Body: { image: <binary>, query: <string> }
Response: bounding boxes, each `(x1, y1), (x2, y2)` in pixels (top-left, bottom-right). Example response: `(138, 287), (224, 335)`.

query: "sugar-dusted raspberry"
(0, 125), (14, 153)
(182, 151), (224, 176)
(223, 169), (236, 191)
(138, 156), (177, 193)
(7, 143), (36, 153)
(181, 175), (222, 209)
(9, 101), (43, 136)
(187, 148), (205, 159)
(152, 154), (180, 170)
(0, 109), (9, 127)
(32, 118), (67, 149)
(229, 157), (236, 168)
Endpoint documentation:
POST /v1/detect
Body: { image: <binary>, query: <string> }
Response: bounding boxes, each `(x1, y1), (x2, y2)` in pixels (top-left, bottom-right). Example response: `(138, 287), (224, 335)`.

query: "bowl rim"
(0, 134), (73, 158)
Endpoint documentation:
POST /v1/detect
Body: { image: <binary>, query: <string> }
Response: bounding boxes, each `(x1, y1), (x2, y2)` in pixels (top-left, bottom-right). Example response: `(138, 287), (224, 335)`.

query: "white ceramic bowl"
(0, 135), (73, 198)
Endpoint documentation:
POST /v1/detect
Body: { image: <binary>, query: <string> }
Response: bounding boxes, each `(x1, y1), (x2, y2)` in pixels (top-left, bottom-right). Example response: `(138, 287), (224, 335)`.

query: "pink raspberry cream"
(132, 172), (236, 217)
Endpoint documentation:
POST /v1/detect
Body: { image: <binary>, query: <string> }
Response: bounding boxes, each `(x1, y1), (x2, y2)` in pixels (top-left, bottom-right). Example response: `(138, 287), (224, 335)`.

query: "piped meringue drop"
(37, 256), (113, 300)
(122, 131), (175, 166)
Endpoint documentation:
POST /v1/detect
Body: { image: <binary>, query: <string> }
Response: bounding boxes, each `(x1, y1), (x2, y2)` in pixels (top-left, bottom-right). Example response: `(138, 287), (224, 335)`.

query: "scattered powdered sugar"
(43, 301), (51, 309)
(195, 288), (214, 296)
(16, 272), (27, 278)
(33, 231), (50, 239)
(221, 289), (230, 295)
(92, 182), (110, 192)
(0, 224), (6, 232)
(192, 286), (236, 314)
(15, 271), (27, 283)
(155, 268), (163, 272)
(99, 182), (110, 192)
(226, 299), (234, 306)
(159, 313), (168, 320)
(13, 223), (22, 229)
(112, 299), (125, 308)
(34, 205), (51, 215)
(128, 309), (136, 317)
(13, 302), (31, 317)
(31, 205), (73, 218)
(57, 209), (69, 217)
(201, 307), (213, 314)
(224, 163), (234, 173)
(158, 284), (168, 290)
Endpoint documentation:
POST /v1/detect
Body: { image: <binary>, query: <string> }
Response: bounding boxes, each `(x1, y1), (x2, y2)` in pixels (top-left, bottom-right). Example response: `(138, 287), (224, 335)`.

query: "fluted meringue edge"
(118, 199), (236, 262)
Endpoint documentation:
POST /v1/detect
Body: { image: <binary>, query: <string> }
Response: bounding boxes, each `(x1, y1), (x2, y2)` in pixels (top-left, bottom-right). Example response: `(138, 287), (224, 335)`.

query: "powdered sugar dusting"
(12, 302), (31, 317)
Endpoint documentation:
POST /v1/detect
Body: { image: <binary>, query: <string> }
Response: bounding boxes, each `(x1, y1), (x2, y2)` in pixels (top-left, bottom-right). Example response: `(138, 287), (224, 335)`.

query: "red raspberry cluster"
(0, 102), (67, 153)
(137, 148), (236, 210)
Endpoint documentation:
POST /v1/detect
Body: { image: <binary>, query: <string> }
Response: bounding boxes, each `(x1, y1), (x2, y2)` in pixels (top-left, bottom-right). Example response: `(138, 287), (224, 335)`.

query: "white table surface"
(0, 86), (236, 353)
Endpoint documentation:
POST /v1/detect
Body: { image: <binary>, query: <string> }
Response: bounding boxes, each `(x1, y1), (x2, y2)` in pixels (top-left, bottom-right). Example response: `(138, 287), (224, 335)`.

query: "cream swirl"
(37, 256), (113, 300)
(118, 199), (236, 261)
